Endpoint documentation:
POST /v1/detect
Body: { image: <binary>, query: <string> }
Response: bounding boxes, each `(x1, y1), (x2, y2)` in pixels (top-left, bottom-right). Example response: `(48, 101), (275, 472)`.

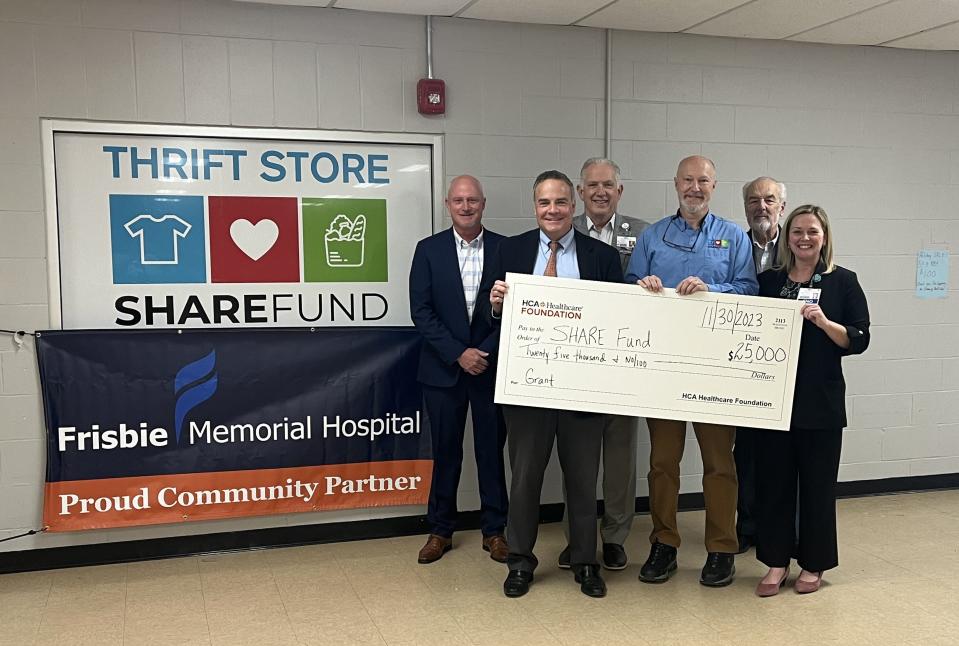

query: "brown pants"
(647, 418), (738, 553)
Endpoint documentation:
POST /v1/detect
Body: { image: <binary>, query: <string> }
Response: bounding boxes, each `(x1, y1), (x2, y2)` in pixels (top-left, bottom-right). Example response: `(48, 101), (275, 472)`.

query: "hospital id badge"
(797, 287), (821, 304)
(616, 235), (636, 251)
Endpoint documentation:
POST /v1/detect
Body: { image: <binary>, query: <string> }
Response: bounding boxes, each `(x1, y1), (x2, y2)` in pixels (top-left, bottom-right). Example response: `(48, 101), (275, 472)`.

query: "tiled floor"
(2, 490), (959, 645)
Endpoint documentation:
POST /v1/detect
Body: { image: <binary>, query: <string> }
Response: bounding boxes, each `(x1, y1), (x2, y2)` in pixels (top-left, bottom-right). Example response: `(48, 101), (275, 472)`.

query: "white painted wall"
(0, 0), (956, 553)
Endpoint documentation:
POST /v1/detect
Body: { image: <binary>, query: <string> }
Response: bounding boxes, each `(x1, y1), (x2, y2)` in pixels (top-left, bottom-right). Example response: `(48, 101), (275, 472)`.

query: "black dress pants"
(503, 405), (604, 573)
(755, 426), (843, 572)
(734, 427), (758, 539)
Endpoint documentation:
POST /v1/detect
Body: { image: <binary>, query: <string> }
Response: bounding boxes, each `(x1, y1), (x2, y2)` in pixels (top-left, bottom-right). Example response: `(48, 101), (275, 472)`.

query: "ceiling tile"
(688, 0), (887, 40)
(789, 0), (959, 45)
(577, 0), (749, 32)
(230, 0), (959, 51)
(334, 0), (469, 16)
(883, 20), (959, 49)
(234, 0), (335, 5)
(461, 0), (611, 25)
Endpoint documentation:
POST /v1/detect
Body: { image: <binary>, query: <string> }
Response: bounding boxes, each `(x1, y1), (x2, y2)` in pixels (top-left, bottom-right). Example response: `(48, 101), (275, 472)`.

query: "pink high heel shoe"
(794, 570), (823, 594)
(755, 567), (789, 597)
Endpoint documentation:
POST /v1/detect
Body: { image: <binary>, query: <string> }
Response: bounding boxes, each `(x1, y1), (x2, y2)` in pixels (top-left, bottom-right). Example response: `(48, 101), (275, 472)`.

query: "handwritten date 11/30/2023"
(702, 303), (769, 331)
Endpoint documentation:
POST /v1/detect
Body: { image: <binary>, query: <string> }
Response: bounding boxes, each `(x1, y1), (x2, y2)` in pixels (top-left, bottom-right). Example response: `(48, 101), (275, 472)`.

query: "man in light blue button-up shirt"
(626, 156), (758, 589)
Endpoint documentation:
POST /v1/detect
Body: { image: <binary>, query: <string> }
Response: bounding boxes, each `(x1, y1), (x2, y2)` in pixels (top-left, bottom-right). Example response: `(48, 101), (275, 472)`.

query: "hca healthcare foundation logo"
(109, 195), (387, 284)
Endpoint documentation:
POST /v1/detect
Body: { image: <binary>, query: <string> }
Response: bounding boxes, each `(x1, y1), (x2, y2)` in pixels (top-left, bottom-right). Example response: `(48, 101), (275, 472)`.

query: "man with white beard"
(743, 177), (786, 274)
(735, 177), (787, 554)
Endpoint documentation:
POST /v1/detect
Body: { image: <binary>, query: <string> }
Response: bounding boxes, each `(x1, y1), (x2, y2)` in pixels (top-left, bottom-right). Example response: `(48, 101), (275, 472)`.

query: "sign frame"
(40, 119), (445, 329)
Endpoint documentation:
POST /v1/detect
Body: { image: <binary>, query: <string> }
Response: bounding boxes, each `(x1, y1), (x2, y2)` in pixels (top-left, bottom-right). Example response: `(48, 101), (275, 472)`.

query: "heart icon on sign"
(229, 218), (279, 261)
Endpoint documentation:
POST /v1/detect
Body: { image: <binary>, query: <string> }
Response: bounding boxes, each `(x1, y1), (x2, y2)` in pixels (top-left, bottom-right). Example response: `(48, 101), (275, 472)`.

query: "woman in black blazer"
(754, 205), (870, 597)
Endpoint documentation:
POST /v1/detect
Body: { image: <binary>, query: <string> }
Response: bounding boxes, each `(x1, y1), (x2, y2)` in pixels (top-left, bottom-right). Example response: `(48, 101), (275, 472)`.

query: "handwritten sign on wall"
(916, 249), (949, 299)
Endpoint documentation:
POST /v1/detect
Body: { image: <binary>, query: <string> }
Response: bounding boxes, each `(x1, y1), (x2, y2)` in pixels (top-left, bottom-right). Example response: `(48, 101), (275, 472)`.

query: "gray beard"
(750, 218), (771, 238)
(681, 200), (708, 217)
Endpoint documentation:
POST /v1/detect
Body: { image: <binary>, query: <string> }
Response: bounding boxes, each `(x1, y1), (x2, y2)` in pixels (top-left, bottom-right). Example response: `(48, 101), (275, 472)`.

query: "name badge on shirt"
(797, 287), (821, 304)
(616, 235), (636, 251)
(710, 239), (730, 249)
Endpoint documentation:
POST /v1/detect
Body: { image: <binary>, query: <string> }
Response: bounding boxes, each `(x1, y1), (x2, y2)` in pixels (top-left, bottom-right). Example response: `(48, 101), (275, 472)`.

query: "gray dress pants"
(503, 405), (605, 572)
(562, 414), (638, 546)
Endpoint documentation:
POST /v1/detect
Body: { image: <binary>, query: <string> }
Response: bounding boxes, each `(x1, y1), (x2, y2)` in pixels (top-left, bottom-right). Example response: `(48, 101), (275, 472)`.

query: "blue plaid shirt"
(454, 228), (484, 320)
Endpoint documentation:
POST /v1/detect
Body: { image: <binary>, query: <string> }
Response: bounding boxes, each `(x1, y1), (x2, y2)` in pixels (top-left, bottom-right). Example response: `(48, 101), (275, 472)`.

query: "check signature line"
(654, 360), (776, 373)
(646, 367), (772, 380)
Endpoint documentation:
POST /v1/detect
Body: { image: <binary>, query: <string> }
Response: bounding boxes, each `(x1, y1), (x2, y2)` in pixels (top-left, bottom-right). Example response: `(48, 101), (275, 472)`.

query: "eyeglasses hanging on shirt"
(661, 214), (704, 252)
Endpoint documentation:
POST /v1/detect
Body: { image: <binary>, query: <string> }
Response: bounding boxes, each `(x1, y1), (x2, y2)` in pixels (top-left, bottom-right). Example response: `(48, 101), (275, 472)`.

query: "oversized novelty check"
(494, 273), (805, 431)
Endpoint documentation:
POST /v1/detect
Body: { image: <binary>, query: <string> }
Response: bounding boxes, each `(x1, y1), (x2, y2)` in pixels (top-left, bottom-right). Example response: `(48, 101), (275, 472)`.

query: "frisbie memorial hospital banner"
(37, 328), (431, 532)
(38, 122), (441, 530)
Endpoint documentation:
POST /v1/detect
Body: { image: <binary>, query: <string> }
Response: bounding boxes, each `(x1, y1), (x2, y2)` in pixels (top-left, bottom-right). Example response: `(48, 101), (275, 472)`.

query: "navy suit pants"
(422, 376), (508, 538)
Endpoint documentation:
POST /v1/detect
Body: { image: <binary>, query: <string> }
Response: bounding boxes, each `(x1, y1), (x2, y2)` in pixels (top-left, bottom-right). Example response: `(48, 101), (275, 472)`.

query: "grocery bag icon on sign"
(324, 214), (367, 267)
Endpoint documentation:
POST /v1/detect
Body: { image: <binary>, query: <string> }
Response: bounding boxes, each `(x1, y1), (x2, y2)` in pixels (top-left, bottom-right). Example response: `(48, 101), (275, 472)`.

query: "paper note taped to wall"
(916, 249), (949, 299)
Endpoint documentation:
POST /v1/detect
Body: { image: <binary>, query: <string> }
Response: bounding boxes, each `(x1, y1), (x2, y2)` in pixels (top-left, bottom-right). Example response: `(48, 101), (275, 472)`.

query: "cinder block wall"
(0, 0), (956, 552)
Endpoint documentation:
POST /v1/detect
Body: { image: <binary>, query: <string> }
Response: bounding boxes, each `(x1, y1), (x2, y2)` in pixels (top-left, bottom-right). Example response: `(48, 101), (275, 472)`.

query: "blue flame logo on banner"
(174, 350), (218, 443)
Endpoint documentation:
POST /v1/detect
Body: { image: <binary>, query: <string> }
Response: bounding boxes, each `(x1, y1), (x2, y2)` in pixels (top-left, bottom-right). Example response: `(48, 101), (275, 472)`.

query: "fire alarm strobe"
(417, 78), (445, 115)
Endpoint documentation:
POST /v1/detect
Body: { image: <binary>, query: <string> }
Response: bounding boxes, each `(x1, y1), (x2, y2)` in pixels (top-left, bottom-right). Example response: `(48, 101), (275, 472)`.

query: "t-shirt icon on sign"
(325, 214), (367, 267)
(124, 214), (192, 265)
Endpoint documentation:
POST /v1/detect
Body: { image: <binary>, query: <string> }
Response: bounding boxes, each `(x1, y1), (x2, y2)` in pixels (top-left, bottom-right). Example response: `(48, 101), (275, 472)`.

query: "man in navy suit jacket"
(488, 170), (624, 599)
(409, 176), (509, 565)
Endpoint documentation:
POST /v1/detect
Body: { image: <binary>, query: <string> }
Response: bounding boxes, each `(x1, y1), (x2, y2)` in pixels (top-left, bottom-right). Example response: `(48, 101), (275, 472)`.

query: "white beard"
(750, 218), (771, 237)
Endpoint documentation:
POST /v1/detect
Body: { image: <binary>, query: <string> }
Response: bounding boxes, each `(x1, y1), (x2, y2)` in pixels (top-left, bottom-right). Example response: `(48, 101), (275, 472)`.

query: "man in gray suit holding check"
(555, 157), (649, 570)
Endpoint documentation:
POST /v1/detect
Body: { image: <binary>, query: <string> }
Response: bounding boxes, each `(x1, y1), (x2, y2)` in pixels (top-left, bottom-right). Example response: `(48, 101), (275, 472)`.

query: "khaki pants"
(647, 418), (738, 553)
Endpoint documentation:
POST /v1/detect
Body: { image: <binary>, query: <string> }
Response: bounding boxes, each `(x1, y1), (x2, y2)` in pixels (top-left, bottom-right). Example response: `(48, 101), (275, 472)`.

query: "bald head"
(674, 156), (717, 222)
(447, 175), (484, 199)
(445, 175), (486, 241)
(676, 155), (716, 178)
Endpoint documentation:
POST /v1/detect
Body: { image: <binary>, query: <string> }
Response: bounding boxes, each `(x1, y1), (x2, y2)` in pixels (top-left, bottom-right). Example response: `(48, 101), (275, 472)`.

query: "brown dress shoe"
(482, 534), (509, 563)
(417, 534), (452, 564)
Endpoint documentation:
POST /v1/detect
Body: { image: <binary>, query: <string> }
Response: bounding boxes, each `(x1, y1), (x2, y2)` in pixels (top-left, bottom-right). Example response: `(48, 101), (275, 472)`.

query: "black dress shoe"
(700, 552), (735, 587)
(557, 545), (571, 569)
(503, 569), (533, 597)
(573, 564), (607, 598)
(735, 533), (756, 554)
(639, 541), (677, 583)
(602, 543), (628, 570)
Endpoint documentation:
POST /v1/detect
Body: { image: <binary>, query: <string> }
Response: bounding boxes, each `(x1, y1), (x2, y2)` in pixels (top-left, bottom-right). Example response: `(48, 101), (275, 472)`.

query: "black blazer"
(758, 265), (870, 430)
(489, 228), (624, 284)
(409, 227), (504, 388)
